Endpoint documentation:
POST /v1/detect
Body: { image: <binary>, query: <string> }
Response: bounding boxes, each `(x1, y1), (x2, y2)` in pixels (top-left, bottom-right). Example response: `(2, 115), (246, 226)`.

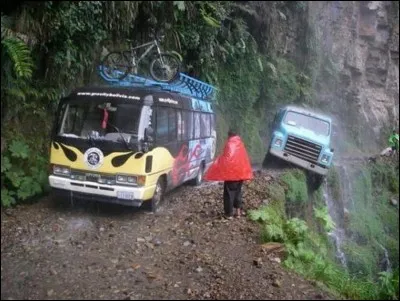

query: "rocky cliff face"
(310, 1), (398, 154)
(263, 1), (399, 154)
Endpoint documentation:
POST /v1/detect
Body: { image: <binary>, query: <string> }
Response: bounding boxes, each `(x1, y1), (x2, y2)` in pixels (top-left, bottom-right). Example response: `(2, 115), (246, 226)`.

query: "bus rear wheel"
(191, 164), (204, 186)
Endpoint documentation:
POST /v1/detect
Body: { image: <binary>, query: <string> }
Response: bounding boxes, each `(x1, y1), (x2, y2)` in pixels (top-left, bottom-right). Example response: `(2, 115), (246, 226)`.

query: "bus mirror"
(331, 148), (334, 152)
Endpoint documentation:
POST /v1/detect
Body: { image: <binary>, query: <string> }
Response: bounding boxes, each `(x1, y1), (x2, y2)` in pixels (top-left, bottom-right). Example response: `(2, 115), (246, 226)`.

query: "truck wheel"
(309, 173), (324, 189)
(263, 151), (272, 167)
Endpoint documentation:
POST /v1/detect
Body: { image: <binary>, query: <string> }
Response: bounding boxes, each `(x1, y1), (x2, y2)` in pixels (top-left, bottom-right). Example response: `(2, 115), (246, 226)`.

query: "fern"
(314, 206), (336, 232)
(284, 218), (309, 244)
(248, 206), (271, 222)
(378, 271), (399, 300)
(262, 223), (285, 242)
(1, 37), (34, 79)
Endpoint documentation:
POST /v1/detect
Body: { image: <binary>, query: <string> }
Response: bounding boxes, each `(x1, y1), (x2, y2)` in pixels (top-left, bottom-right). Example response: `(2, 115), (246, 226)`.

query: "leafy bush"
(1, 139), (48, 207)
(284, 218), (309, 245)
(267, 182), (286, 203)
(281, 169), (308, 203)
(369, 161), (399, 194)
(248, 205), (309, 245)
(314, 206), (336, 232)
(249, 169), (399, 300)
(378, 270), (399, 300)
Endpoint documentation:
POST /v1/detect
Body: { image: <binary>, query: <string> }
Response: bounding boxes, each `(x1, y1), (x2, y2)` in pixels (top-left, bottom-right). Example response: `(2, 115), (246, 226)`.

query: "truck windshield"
(57, 100), (142, 143)
(284, 111), (330, 136)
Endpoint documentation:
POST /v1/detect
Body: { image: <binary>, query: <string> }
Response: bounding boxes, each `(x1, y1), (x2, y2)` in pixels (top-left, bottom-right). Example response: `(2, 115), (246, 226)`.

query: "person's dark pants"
(223, 181), (243, 216)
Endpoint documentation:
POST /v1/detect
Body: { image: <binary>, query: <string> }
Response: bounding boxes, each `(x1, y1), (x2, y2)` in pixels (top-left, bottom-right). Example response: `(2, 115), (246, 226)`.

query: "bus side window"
(200, 113), (211, 138)
(186, 111), (194, 140)
(210, 114), (215, 133)
(194, 112), (201, 139)
(177, 110), (186, 141)
(156, 107), (169, 142)
(168, 108), (177, 141)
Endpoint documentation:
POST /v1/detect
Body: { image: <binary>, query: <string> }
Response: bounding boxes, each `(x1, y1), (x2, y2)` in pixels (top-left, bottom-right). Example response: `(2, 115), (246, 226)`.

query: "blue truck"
(267, 105), (334, 186)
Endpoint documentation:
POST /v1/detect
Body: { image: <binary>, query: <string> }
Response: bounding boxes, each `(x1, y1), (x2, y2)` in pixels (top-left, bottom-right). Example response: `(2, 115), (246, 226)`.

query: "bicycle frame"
(126, 39), (163, 66)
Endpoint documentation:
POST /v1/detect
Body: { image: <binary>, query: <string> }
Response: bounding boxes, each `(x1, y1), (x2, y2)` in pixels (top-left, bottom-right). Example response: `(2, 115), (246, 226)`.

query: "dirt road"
(1, 171), (331, 300)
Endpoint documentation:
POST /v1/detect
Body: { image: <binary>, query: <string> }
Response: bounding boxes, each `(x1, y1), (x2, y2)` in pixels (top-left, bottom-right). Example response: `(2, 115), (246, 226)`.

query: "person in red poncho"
(204, 129), (253, 218)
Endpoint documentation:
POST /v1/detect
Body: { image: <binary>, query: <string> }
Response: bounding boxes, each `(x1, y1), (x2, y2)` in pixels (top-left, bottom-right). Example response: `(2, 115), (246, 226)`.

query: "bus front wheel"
(148, 177), (165, 213)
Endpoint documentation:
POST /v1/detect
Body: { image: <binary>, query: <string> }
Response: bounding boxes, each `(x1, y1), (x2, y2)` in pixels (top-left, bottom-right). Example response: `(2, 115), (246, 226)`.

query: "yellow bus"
(49, 85), (216, 212)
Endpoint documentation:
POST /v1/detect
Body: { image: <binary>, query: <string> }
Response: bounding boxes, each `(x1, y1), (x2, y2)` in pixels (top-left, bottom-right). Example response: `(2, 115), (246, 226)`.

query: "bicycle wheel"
(149, 53), (181, 83)
(101, 52), (130, 80)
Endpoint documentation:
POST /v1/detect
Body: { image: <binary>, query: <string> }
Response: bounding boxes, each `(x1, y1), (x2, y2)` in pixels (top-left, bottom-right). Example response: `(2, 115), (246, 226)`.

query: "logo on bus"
(84, 148), (104, 169)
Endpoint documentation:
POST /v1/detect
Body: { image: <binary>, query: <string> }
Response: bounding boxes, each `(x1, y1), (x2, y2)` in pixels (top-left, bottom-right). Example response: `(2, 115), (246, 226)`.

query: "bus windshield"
(284, 111), (330, 136)
(57, 100), (142, 143)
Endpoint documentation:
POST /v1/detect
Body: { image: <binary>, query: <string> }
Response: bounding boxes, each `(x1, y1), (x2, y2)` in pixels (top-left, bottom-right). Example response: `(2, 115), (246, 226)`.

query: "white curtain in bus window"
(177, 110), (185, 141)
(200, 113), (211, 138)
(156, 107), (169, 141)
(168, 108), (177, 141)
(185, 111), (193, 140)
(210, 114), (215, 132)
(194, 112), (201, 139)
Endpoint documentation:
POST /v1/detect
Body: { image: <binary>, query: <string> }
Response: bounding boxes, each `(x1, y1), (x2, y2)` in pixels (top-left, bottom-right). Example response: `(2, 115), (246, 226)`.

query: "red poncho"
(204, 135), (253, 181)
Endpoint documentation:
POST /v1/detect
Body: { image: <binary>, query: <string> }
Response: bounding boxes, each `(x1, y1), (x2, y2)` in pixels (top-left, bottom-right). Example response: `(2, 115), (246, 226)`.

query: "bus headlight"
(117, 175), (137, 185)
(53, 165), (70, 176)
(116, 175), (146, 186)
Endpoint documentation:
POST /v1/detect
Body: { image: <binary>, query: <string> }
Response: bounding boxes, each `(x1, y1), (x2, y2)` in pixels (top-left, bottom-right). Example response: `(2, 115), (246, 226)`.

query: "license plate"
(117, 191), (135, 200)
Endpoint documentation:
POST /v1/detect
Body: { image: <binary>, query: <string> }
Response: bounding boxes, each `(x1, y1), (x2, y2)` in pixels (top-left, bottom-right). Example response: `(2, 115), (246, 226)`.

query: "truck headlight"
(321, 154), (330, 163)
(274, 139), (283, 147)
(53, 165), (70, 176)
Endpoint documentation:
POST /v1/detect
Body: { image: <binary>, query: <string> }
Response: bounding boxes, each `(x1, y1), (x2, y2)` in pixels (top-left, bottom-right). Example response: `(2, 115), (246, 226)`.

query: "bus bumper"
(269, 148), (329, 176)
(49, 175), (156, 207)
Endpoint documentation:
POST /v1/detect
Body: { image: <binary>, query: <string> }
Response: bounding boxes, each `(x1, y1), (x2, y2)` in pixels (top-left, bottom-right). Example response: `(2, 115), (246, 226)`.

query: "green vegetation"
(249, 166), (399, 300)
(327, 166), (341, 201)
(313, 206), (335, 232)
(1, 139), (48, 206)
(344, 160), (399, 280)
(1, 1), (315, 206)
(280, 169), (308, 203)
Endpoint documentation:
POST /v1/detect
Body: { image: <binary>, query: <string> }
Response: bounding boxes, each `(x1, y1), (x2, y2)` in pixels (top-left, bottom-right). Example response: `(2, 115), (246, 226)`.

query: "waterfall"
(377, 242), (392, 273)
(323, 183), (348, 268)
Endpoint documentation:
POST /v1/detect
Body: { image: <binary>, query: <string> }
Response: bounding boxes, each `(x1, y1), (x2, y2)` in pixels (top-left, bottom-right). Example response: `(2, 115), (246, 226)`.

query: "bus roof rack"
(98, 65), (217, 101)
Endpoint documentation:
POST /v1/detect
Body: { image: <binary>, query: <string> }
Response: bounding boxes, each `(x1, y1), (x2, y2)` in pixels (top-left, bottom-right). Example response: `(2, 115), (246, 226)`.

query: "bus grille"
(284, 135), (322, 164)
(70, 170), (116, 184)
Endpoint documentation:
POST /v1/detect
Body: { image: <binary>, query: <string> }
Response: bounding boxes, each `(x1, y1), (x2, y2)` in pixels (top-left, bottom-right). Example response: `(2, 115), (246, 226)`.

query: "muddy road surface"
(1, 171), (332, 300)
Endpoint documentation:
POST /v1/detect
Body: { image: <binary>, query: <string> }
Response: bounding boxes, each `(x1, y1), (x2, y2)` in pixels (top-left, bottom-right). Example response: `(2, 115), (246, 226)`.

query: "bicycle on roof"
(101, 31), (182, 83)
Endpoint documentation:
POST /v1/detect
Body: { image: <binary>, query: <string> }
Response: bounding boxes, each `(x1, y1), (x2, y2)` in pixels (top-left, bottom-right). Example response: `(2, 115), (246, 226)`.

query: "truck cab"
(268, 105), (334, 180)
